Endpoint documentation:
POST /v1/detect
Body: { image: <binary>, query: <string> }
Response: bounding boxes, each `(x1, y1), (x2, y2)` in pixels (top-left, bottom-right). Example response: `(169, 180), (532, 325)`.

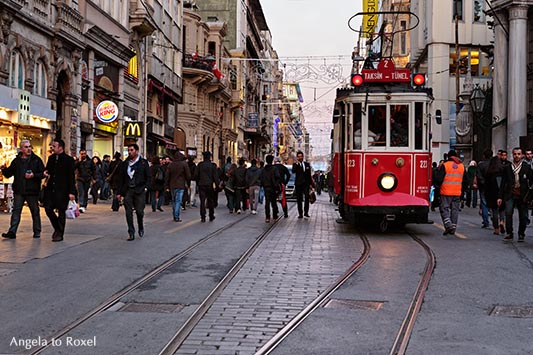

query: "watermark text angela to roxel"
(10, 336), (96, 350)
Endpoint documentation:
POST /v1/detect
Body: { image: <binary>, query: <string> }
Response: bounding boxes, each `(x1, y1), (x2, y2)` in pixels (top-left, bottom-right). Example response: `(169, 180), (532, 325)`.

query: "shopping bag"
(66, 200), (79, 219)
(309, 189), (317, 204)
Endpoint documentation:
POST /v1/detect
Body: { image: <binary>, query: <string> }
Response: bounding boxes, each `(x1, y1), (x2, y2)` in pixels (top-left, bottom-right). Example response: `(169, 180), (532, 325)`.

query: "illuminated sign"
(125, 121), (143, 137)
(362, 0), (378, 38)
(361, 59), (411, 83)
(95, 100), (118, 123)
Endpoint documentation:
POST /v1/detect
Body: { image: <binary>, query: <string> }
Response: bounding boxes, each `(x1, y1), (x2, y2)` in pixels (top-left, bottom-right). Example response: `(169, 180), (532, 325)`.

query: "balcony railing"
(54, 1), (83, 37)
(183, 54), (215, 72)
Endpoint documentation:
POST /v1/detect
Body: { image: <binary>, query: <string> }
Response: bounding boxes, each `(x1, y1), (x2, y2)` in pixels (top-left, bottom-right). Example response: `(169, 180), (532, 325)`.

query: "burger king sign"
(96, 100), (119, 123)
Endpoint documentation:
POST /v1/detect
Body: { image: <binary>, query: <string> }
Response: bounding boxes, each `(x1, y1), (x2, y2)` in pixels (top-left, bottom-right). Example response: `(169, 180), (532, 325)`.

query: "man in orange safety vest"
(434, 150), (468, 235)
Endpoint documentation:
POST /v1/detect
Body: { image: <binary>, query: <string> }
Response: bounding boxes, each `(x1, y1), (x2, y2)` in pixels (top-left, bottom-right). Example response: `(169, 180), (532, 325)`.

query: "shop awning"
(160, 136), (177, 150)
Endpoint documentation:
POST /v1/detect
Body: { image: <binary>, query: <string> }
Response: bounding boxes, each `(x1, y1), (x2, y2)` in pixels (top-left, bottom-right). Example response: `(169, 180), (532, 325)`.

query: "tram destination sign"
(361, 59), (411, 83)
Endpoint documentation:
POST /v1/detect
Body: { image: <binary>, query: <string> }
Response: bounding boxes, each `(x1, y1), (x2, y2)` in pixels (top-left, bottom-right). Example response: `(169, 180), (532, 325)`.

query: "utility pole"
(455, 12), (460, 119)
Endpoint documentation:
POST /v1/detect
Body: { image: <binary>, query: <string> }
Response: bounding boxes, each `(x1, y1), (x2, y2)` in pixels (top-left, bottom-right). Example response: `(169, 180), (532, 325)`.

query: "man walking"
(497, 147), (533, 242)
(435, 150), (468, 235)
(1, 140), (45, 239)
(74, 149), (95, 213)
(194, 151), (220, 222)
(260, 155), (280, 223)
(292, 150), (313, 219)
(274, 157), (291, 217)
(246, 159), (262, 215)
(108, 152), (123, 211)
(116, 144), (151, 241)
(476, 149), (492, 228)
(42, 138), (76, 242)
(165, 151), (191, 222)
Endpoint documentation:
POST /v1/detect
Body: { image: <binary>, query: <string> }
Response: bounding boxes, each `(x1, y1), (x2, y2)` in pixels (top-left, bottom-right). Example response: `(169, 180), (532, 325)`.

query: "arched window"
(33, 61), (47, 97)
(9, 51), (25, 89)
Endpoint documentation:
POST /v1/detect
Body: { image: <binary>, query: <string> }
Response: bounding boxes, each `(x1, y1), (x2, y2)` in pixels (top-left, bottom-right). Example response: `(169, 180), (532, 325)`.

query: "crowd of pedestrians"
(1, 143), (321, 241)
(433, 147), (533, 243)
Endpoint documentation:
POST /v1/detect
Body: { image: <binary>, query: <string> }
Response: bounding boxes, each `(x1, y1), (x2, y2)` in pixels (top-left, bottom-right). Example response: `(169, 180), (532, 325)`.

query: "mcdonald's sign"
(125, 121), (143, 137)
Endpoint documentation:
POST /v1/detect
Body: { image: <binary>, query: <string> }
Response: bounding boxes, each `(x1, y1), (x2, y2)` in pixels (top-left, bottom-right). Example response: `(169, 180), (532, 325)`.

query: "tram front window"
(368, 105), (386, 146)
(390, 105), (409, 147)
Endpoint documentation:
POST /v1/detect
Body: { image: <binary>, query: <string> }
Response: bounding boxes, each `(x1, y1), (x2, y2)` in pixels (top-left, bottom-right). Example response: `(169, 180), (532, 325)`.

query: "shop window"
(9, 51), (25, 89)
(33, 61), (47, 98)
(449, 47), (491, 77)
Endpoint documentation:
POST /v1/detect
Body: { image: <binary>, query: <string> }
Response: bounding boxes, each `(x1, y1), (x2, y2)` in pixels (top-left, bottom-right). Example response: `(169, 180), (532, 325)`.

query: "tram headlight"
(378, 173), (398, 192)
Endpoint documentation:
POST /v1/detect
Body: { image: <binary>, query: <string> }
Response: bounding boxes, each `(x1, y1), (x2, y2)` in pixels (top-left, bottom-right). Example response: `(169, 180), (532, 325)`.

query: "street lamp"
(470, 84), (486, 114)
(470, 84), (487, 161)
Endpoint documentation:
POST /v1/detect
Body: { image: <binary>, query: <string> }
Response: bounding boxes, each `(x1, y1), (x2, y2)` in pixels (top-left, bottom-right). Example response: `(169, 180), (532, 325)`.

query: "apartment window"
(208, 41), (216, 57)
(9, 51), (25, 89)
(400, 20), (407, 55)
(449, 47), (491, 77)
(473, 0), (485, 23)
(33, 61), (47, 97)
(453, 0), (463, 21)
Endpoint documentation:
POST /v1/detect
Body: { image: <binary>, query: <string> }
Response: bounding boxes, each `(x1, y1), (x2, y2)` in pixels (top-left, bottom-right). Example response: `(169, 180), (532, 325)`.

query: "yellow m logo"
(125, 122), (142, 137)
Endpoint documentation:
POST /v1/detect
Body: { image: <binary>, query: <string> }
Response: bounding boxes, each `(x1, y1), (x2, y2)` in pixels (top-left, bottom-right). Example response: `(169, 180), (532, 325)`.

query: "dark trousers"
(295, 184), (310, 217)
(235, 188), (247, 211)
(264, 188), (279, 219)
(124, 190), (146, 236)
(505, 196), (528, 236)
(45, 206), (66, 237)
(199, 186), (215, 219)
(111, 188), (120, 211)
(77, 180), (90, 208)
(9, 194), (41, 236)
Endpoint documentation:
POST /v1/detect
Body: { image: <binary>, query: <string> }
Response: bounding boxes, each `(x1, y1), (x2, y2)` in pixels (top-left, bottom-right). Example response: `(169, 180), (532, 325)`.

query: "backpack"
(156, 166), (164, 182)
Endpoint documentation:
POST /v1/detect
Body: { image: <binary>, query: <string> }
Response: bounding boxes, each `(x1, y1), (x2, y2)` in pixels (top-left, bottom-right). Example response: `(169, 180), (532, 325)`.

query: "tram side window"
(390, 105), (409, 147)
(353, 103), (362, 149)
(368, 105), (386, 146)
(415, 102), (423, 149)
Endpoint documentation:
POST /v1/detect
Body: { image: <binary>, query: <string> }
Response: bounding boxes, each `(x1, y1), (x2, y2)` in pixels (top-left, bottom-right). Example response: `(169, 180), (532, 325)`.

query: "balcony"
(54, 1), (83, 42)
(129, 0), (156, 37)
(183, 54), (216, 85)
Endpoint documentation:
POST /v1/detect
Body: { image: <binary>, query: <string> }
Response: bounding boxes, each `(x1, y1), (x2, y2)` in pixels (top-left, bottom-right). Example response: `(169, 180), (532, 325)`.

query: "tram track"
(255, 230), (371, 355)
(30, 212), (273, 355)
(389, 231), (436, 355)
(256, 228), (435, 355)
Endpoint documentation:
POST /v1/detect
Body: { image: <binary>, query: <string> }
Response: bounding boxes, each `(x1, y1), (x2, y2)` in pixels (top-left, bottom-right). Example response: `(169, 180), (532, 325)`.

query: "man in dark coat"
(43, 138), (76, 242)
(74, 149), (95, 213)
(108, 152), (123, 211)
(1, 140), (45, 239)
(116, 144), (151, 241)
(497, 147), (533, 242)
(165, 151), (191, 222)
(292, 150), (313, 219)
(194, 151), (220, 222)
(274, 157), (291, 218)
(260, 155), (280, 223)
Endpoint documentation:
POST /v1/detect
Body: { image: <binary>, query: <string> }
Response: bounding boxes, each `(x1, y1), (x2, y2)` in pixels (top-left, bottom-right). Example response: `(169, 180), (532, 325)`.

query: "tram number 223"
(419, 160), (428, 168)
(347, 159), (356, 168)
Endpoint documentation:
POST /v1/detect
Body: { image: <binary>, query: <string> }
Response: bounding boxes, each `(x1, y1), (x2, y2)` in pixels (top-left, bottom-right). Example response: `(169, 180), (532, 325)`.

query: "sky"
(260, 0), (363, 159)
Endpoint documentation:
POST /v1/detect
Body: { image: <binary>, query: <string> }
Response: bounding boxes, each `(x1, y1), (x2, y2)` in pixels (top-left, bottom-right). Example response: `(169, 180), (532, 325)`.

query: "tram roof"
(336, 84), (433, 98)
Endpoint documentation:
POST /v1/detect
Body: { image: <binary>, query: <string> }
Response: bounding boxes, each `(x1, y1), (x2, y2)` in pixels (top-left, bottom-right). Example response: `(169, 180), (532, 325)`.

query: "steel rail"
(389, 232), (436, 355)
(31, 214), (251, 355)
(158, 213), (288, 355)
(255, 230), (371, 355)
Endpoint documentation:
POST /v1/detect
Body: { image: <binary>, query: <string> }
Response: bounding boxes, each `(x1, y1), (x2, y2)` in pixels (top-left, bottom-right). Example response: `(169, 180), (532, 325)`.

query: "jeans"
(224, 188), (235, 211)
(439, 195), (461, 230)
(249, 186), (260, 211)
(124, 190), (146, 236)
(479, 190), (490, 226)
(9, 194), (41, 236)
(77, 180), (90, 208)
(150, 189), (164, 211)
(504, 196), (528, 236)
(235, 188), (247, 211)
(100, 181), (110, 200)
(172, 188), (185, 220)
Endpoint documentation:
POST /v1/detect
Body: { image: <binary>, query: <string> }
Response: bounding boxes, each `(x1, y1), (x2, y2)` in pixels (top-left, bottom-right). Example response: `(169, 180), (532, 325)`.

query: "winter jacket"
(195, 159), (220, 188)
(75, 158), (95, 182)
(165, 153), (191, 190)
(245, 166), (262, 187)
(1, 152), (45, 196)
(260, 164), (280, 191)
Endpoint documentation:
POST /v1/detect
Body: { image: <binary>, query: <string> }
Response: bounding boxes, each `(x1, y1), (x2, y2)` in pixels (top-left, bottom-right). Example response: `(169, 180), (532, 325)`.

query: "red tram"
(332, 59), (435, 231)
